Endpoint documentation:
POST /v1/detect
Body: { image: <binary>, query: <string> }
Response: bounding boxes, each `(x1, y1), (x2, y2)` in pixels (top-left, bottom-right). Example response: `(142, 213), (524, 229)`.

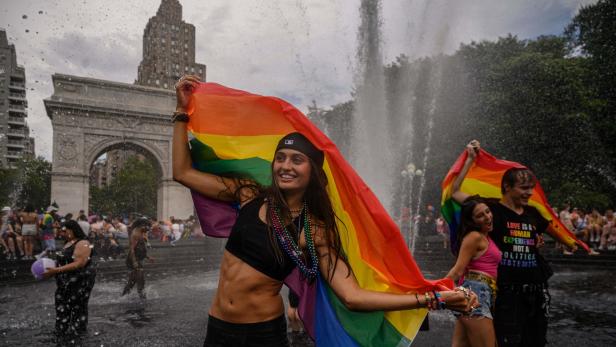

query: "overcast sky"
(1, 0), (596, 160)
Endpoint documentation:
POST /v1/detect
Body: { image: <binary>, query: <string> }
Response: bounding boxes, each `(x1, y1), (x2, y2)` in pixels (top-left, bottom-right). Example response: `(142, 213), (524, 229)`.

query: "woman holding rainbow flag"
(445, 194), (500, 347)
(443, 140), (586, 347)
(172, 75), (477, 347)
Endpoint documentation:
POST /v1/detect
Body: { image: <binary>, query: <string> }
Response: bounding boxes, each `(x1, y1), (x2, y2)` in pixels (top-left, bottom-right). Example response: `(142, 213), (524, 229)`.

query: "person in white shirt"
(77, 214), (91, 237)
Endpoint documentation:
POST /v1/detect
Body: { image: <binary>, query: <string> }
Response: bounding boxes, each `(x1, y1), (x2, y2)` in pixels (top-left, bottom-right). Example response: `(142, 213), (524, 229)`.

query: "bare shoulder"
(462, 231), (484, 244)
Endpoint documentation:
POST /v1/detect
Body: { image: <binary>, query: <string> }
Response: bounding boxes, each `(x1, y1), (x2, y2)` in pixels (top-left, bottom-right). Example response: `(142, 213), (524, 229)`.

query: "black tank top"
(225, 197), (295, 281)
(56, 239), (95, 284)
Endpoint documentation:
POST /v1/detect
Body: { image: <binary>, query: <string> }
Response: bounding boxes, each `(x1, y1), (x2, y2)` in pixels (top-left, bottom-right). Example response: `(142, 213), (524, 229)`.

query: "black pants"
(204, 315), (289, 347)
(494, 284), (549, 347)
(123, 265), (145, 296)
(55, 271), (96, 336)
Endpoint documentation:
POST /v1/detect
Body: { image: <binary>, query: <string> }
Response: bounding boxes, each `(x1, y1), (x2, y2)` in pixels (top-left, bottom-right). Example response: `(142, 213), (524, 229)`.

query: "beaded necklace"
(270, 201), (319, 280)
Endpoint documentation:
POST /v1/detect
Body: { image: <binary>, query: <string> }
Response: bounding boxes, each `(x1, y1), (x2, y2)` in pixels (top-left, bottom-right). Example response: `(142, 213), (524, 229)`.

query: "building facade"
(136, 0), (206, 90)
(0, 29), (35, 168)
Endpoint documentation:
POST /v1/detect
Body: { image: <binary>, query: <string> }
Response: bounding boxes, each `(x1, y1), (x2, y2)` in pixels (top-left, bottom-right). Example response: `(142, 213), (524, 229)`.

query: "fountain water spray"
(350, 0), (394, 211)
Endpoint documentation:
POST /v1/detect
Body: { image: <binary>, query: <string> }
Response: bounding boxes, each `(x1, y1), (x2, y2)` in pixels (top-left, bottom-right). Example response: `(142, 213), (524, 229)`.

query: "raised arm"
(314, 228), (476, 313)
(172, 75), (254, 204)
(445, 231), (482, 282)
(451, 140), (480, 204)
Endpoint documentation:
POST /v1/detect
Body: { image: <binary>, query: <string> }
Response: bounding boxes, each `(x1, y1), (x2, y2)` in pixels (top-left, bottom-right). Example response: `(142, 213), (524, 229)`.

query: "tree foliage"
(0, 157), (51, 209)
(90, 156), (158, 218)
(317, 2), (616, 211)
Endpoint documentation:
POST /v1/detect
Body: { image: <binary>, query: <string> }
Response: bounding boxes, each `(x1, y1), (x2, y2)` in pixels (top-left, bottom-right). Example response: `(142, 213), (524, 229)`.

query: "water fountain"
(349, 0), (453, 253)
(350, 0), (393, 211)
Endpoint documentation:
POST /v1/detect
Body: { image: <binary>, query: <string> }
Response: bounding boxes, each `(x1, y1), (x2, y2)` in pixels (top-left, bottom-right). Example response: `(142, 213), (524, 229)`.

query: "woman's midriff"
(466, 269), (496, 281)
(209, 250), (285, 323)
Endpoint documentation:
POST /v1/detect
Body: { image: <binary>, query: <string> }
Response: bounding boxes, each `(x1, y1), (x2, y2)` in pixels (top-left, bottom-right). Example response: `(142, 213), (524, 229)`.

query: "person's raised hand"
(174, 75), (201, 113)
(466, 140), (480, 161)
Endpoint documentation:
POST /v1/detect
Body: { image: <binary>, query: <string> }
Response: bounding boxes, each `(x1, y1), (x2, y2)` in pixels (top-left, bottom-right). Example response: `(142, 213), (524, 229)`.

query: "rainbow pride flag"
(440, 149), (589, 253)
(187, 83), (453, 346)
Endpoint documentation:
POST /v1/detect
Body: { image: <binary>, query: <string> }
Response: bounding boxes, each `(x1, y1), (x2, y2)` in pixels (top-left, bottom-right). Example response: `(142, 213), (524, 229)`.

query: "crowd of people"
(558, 204), (616, 253)
(0, 205), (205, 262)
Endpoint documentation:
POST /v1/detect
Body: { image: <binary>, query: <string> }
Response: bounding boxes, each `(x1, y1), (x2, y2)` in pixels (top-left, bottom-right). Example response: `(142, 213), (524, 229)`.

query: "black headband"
(275, 132), (324, 167)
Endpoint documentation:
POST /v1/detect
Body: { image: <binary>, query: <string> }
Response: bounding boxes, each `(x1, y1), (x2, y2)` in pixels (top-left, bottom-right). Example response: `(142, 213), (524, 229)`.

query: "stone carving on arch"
(84, 137), (168, 178)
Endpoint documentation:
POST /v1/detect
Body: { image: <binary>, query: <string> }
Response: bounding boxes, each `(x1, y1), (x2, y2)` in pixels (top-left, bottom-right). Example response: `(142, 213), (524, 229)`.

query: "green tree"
(0, 167), (18, 207)
(90, 156), (158, 218)
(0, 157), (51, 209)
(15, 157), (52, 209)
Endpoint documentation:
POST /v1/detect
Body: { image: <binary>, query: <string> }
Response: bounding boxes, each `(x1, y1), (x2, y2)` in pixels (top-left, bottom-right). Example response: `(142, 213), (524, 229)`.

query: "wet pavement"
(1, 258), (615, 346)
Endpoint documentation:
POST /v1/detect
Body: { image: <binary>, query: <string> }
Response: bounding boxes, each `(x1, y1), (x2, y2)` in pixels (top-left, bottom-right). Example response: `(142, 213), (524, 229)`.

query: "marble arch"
(44, 74), (193, 219)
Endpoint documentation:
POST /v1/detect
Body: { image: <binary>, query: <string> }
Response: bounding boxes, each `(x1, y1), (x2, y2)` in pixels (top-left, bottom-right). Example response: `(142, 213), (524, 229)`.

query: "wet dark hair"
(501, 168), (536, 194)
(24, 204), (35, 213)
(131, 218), (151, 232)
(229, 146), (350, 282)
(455, 195), (489, 254)
(63, 220), (87, 240)
(129, 218), (151, 239)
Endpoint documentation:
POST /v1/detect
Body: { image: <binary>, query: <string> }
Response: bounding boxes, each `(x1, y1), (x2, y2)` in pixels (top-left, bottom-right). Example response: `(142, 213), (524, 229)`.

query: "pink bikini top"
(467, 236), (502, 279)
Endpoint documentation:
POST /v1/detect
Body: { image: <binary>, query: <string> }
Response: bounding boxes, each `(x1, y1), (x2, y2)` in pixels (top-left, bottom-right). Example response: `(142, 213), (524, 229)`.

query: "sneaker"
(563, 250), (573, 255)
(589, 249), (600, 256)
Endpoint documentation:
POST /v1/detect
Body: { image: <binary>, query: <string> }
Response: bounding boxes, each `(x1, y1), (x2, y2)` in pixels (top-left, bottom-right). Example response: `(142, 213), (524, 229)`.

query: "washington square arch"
(44, 74), (193, 219)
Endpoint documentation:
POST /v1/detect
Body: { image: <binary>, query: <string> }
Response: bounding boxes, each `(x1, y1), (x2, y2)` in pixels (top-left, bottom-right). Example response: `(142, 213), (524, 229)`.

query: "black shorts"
(204, 315), (289, 347)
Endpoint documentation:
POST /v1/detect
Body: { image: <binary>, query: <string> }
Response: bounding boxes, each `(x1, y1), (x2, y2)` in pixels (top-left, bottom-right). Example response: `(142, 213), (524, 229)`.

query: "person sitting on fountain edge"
(172, 75), (478, 347)
(450, 139), (575, 347)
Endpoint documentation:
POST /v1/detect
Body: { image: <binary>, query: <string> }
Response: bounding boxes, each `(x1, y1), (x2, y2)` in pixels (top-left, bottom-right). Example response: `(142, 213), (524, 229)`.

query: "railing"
(9, 83), (26, 90)
(8, 106), (26, 114)
(6, 150), (23, 158)
(8, 93), (26, 100)
(7, 116), (25, 125)
(6, 140), (25, 147)
(7, 129), (25, 137)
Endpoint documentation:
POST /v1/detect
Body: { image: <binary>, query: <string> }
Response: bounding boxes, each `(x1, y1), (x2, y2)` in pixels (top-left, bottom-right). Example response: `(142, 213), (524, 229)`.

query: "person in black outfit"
(122, 218), (152, 299)
(43, 220), (96, 339)
(451, 140), (576, 347)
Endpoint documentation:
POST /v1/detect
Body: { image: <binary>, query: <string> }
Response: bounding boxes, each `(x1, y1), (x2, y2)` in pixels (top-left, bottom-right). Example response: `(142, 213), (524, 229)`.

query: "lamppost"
(400, 163), (424, 252)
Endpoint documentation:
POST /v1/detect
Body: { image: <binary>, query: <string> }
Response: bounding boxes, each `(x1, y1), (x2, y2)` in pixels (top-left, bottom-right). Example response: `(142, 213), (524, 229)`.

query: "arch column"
(50, 173), (89, 216)
(158, 179), (194, 220)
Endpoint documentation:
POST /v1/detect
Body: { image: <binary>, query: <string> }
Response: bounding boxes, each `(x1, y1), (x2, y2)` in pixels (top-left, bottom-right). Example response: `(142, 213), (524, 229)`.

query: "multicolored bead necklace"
(270, 201), (319, 280)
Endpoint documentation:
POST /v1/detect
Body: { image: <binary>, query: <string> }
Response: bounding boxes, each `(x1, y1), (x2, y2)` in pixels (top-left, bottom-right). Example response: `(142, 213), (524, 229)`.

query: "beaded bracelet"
(434, 291), (446, 310)
(424, 292), (432, 310)
(415, 293), (422, 308)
